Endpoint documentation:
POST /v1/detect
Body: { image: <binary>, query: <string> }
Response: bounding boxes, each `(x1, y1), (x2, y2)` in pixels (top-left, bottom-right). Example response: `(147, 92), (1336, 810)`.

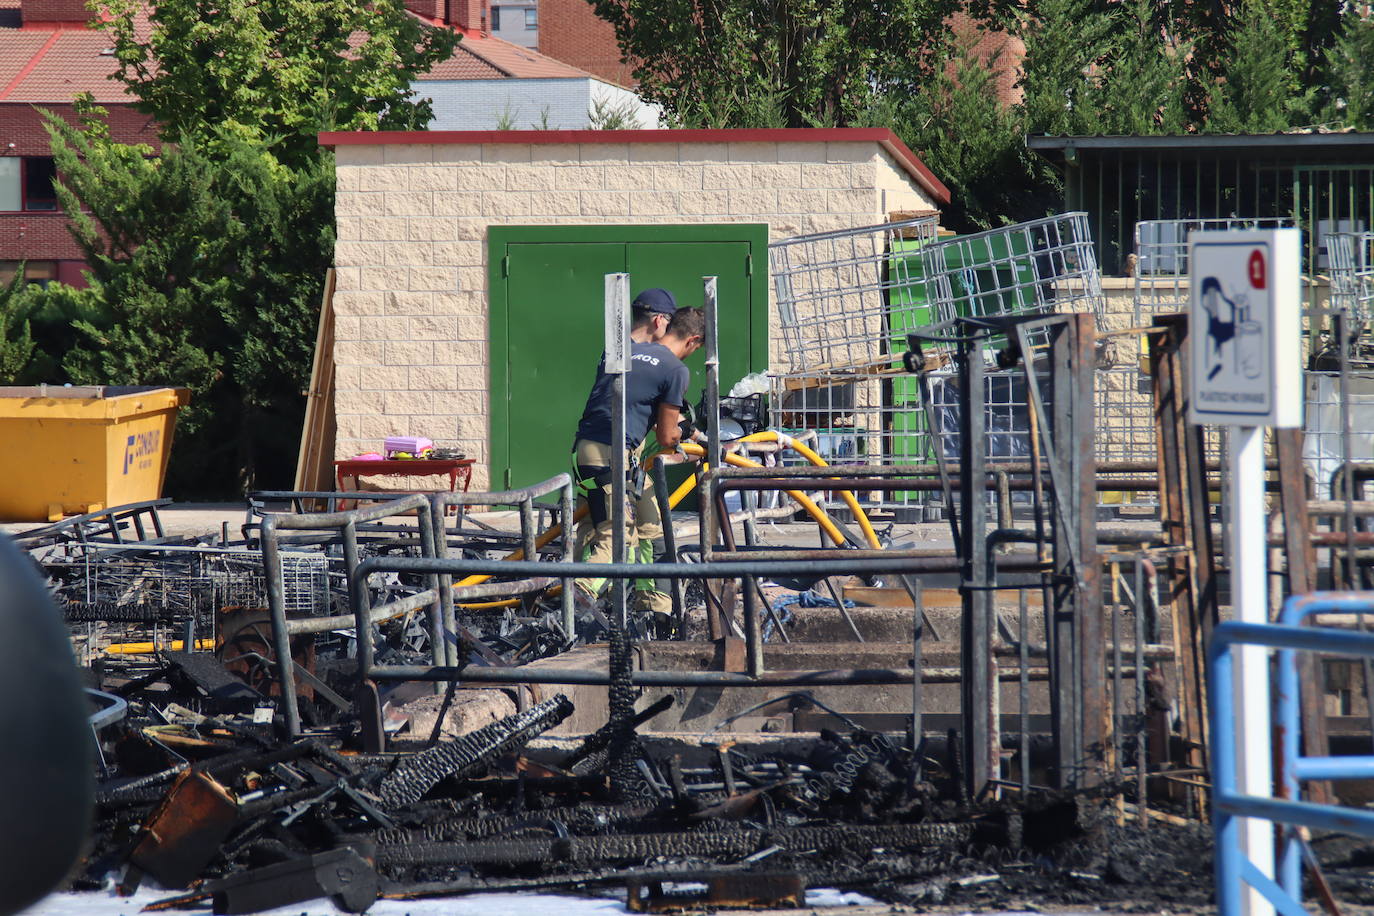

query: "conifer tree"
(0, 269), (35, 384)
(1017, 0), (1116, 136)
(1323, 5), (1374, 129)
(1206, 0), (1312, 133)
(1091, 0), (1190, 135)
(874, 35), (1042, 230)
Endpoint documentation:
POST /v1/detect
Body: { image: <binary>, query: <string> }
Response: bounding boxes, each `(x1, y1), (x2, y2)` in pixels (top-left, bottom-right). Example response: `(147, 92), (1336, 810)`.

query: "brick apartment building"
(535, 0), (633, 86)
(0, 0), (156, 286)
(0, 0), (651, 285)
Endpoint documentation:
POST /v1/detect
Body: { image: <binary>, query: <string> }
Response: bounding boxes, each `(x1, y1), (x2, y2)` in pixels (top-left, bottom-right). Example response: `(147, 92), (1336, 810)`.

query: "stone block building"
(320, 127), (949, 490)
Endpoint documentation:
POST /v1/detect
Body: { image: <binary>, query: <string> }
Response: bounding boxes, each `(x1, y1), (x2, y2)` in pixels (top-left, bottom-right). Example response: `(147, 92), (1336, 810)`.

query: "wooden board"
(293, 268), (336, 493)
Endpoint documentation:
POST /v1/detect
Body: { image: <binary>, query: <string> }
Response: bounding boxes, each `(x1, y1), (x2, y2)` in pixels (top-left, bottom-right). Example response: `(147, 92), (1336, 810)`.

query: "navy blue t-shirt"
(575, 341), (691, 449)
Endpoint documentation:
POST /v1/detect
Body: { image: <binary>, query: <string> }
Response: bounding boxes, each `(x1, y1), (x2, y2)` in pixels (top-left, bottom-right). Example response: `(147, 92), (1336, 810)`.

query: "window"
(0, 160), (18, 212)
(490, 5), (500, 29)
(0, 157), (57, 212)
(0, 260), (57, 288)
(23, 158), (56, 210)
(524, 6), (536, 29)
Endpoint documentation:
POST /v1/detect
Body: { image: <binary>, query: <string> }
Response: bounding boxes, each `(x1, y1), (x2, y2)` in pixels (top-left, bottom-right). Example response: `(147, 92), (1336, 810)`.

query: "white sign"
(1188, 229), (1301, 428)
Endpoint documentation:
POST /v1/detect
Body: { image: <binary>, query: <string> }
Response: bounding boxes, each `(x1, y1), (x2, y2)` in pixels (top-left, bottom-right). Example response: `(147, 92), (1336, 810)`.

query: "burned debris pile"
(79, 646), (1220, 914)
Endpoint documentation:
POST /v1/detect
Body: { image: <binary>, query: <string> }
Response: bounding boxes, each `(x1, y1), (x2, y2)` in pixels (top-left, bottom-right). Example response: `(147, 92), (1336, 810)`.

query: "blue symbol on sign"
(1200, 277), (1262, 382)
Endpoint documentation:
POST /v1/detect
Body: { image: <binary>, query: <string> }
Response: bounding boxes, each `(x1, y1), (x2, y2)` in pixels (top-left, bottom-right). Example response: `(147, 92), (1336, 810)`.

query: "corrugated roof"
(1028, 132), (1374, 152)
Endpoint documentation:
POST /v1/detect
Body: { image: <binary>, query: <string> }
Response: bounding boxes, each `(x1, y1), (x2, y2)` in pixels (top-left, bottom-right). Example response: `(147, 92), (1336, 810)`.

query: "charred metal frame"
(903, 313), (1104, 794)
(260, 495), (441, 737)
(429, 475), (577, 656)
(259, 477), (577, 738)
(240, 312), (1218, 808)
(1148, 313), (1218, 791)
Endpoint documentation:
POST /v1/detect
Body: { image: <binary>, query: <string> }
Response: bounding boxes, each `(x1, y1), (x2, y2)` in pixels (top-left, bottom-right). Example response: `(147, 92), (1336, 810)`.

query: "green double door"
(489, 225), (770, 491)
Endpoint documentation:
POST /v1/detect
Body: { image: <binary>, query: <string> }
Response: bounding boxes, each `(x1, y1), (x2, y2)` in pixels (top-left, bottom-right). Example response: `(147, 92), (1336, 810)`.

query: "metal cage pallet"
(1327, 231), (1374, 321)
(1133, 217), (1295, 326)
(767, 214), (1107, 511)
(53, 545), (331, 626)
(770, 213), (1105, 376)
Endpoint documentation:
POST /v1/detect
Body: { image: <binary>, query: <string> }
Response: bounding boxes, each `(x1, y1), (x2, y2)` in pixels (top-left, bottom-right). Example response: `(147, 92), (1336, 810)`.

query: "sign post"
(1189, 229), (1301, 916)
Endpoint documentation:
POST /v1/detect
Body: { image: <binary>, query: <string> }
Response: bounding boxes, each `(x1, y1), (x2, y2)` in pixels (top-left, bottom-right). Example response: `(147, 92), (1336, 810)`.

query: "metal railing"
(1210, 593), (1374, 916)
(429, 475), (577, 650)
(260, 494), (442, 736)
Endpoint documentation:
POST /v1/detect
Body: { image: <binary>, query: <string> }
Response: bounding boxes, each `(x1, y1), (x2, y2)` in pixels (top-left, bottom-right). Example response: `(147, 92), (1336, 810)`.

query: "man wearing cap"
(571, 301), (706, 627)
(629, 287), (678, 344)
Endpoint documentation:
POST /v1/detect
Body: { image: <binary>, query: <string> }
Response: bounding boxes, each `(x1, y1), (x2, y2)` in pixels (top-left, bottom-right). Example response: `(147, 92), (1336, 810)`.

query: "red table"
(334, 458), (475, 504)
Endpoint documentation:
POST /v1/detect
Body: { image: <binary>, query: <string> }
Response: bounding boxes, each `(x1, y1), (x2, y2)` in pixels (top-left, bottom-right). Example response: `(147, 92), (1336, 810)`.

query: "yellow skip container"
(0, 386), (191, 522)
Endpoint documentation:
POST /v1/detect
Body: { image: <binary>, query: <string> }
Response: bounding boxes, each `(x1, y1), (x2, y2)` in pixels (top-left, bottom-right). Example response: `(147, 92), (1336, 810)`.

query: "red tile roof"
(0, 11), (604, 106)
(0, 30), (53, 94)
(436, 34), (598, 80)
(423, 42), (507, 80)
(0, 30), (132, 101)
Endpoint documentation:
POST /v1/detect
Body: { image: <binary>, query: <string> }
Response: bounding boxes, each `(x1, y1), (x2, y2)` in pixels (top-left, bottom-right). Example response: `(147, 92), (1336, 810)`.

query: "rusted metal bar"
(1069, 313), (1105, 789)
(707, 459), (1228, 477)
(1150, 314), (1211, 805)
(1277, 428), (1332, 805)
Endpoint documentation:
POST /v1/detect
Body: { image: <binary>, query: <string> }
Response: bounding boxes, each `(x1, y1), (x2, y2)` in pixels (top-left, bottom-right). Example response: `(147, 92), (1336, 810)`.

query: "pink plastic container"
(384, 436), (433, 458)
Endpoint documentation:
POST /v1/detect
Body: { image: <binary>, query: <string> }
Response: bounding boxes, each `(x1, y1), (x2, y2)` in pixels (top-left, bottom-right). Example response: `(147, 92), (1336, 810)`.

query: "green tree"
(586, 0), (1003, 129)
(30, 0), (457, 494)
(1091, 0), (1190, 135)
(1323, 6), (1374, 129)
(0, 269), (36, 384)
(1205, 0), (1312, 132)
(1017, 0), (1117, 135)
(867, 35), (1047, 230)
(1019, 0), (1189, 136)
(46, 106), (334, 493)
(101, 0), (457, 166)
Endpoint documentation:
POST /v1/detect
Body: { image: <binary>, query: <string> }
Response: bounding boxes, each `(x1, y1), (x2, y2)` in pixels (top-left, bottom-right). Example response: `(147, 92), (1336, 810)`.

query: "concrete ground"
(1, 497), (1165, 553)
(0, 503), (247, 540)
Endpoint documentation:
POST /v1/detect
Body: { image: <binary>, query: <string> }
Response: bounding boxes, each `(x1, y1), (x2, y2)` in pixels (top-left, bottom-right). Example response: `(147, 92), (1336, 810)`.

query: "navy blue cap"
(632, 288), (678, 315)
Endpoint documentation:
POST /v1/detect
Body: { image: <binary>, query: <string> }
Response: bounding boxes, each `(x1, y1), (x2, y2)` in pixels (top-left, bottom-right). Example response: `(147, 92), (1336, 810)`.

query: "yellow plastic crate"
(0, 386), (190, 521)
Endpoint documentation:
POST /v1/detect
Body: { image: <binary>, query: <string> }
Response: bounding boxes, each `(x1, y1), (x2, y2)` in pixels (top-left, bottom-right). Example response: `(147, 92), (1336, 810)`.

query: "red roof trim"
(318, 127), (952, 206)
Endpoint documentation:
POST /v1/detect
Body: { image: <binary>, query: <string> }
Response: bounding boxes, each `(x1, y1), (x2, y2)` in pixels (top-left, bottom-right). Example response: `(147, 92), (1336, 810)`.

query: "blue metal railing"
(1211, 592), (1374, 916)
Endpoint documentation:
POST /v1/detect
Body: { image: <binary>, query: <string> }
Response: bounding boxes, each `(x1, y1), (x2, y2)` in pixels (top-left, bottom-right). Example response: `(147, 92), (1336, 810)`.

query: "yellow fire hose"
(727, 430), (883, 550)
(104, 638), (217, 655)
